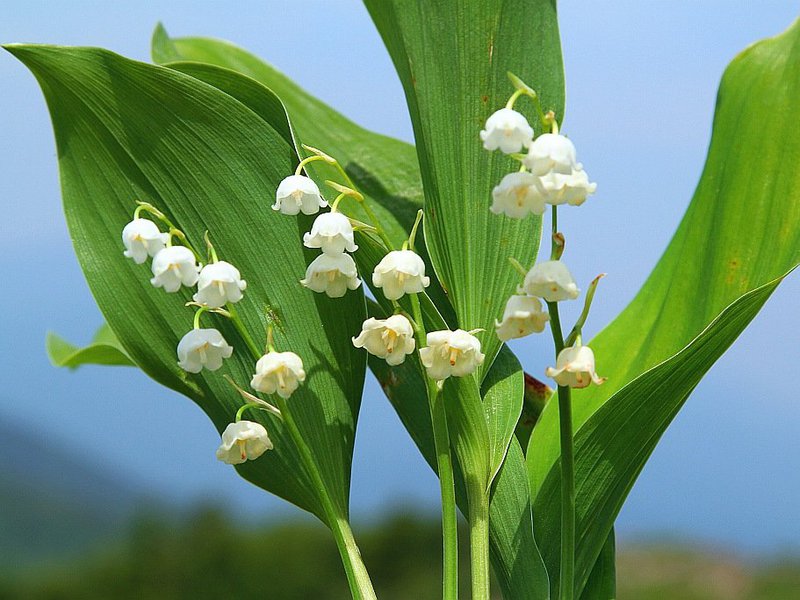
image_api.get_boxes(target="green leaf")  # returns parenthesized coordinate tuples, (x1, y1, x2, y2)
(528, 20, 800, 596)
(580, 532, 615, 600)
(151, 24, 456, 326)
(46, 323, 134, 369)
(7, 44, 366, 521)
(363, 0, 563, 375)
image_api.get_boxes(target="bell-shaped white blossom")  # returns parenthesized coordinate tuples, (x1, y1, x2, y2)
(273, 175, 328, 216)
(545, 344, 605, 388)
(523, 133, 578, 175)
(490, 172, 546, 218)
(537, 169, 597, 207)
(121, 218, 169, 264)
(301, 253, 361, 298)
(177, 328, 233, 373)
(372, 250, 430, 301)
(215, 420, 273, 465)
(495, 295, 550, 341)
(352, 315, 415, 366)
(150, 246, 200, 292)
(250, 351, 306, 399)
(193, 261, 247, 308)
(480, 108, 534, 154)
(303, 211, 358, 255)
(521, 260, 579, 302)
(420, 329, 485, 380)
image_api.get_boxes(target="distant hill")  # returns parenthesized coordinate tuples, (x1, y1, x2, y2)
(0, 417, 149, 570)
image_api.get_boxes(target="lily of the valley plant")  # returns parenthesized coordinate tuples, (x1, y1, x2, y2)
(11, 3, 800, 599)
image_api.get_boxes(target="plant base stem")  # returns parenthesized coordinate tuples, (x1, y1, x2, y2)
(557, 384, 575, 600)
(468, 487, 491, 600)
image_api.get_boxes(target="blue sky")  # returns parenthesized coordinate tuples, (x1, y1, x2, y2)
(1, 1, 798, 554)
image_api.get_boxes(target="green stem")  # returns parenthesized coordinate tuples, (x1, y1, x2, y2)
(409, 293, 459, 600)
(547, 299, 575, 600)
(238, 331, 375, 599)
(274, 393, 377, 600)
(467, 484, 491, 600)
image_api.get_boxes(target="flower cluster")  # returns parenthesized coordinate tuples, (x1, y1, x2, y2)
(121, 202, 310, 467)
(482, 76, 605, 389)
(482, 105, 596, 220)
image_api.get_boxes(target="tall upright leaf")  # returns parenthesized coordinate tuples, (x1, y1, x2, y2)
(6, 44, 366, 521)
(528, 20, 800, 596)
(363, 0, 563, 373)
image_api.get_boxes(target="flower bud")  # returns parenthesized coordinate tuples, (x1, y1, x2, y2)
(215, 420, 273, 465)
(480, 108, 534, 154)
(250, 351, 306, 399)
(193, 261, 247, 308)
(300, 253, 361, 298)
(273, 175, 328, 216)
(419, 329, 485, 380)
(372, 250, 430, 301)
(177, 328, 233, 373)
(545, 344, 605, 388)
(303, 211, 358, 255)
(352, 315, 415, 366)
(523, 133, 577, 175)
(490, 172, 546, 218)
(495, 295, 550, 341)
(521, 260, 579, 302)
(150, 246, 200, 292)
(122, 218, 169, 264)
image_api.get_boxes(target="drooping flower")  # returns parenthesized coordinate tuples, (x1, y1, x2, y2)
(215, 420, 273, 465)
(303, 211, 358, 255)
(480, 108, 534, 154)
(177, 328, 233, 373)
(250, 351, 306, 399)
(273, 175, 328, 216)
(521, 260, 579, 302)
(193, 261, 247, 308)
(419, 329, 485, 380)
(352, 315, 415, 366)
(150, 246, 200, 292)
(537, 169, 597, 207)
(121, 218, 169, 264)
(372, 250, 430, 301)
(300, 253, 361, 298)
(545, 344, 605, 388)
(522, 133, 597, 206)
(523, 133, 578, 175)
(490, 172, 546, 218)
(495, 295, 550, 341)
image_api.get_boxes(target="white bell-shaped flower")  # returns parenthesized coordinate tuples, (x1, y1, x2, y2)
(372, 250, 430, 301)
(150, 246, 200, 292)
(521, 260, 579, 302)
(537, 168, 597, 207)
(215, 420, 273, 465)
(480, 108, 534, 154)
(122, 218, 169, 264)
(495, 295, 550, 341)
(273, 175, 328, 216)
(177, 328, 233, 373)
(545, 344, 605, 388)
(301, 253, 362, 298)
(420, 329, 485, 380)
(193, 261, 247, 308)
(303, 211, 358, 255)
(490, 172, 546, 218)
(250, 350, 306, 399)
(523, 133, 578, 175)
(352, 315, 416, 366)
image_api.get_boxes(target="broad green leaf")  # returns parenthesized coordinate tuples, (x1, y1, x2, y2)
(151, 24, 455, 325)
(528, 20, 800, 596)
(579, 532, 615, 600)
(46, 323, 134, 369)
(7, 44, 366, 522)
(363, 0, 563, 375)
